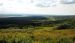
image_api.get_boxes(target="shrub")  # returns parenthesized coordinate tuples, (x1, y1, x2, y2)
(56, 24, 74, 30)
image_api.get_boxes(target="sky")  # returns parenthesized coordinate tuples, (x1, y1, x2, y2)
(0, 0, 75, 16)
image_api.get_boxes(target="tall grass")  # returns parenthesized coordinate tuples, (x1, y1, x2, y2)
(0, 28, 75, 43)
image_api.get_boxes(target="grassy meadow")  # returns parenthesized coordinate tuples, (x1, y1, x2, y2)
(0, 27, 75, 43)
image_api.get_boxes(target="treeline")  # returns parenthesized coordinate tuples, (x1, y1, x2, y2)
(0, 20, 63, 29)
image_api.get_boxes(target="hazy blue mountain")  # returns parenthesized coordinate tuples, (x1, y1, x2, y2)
(0, 14, 25, 18)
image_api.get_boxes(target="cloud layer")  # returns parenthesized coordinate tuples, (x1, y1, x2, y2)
(61, 0, 75, 4)
(0, 0, 75, 8)
(0, 0, 75, 15)
(32, 0, 59, 7)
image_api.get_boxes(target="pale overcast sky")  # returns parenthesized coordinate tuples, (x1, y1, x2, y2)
(0, 0, 75, 15)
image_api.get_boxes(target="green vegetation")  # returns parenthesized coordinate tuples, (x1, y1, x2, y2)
(0, 29, 75, 43)
(0, 15, 75, 43)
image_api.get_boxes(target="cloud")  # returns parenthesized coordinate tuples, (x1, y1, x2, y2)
(34, 2, 56, 7)
(0, 3, 2, 6)
(32, 0, 58, 7)
(0, 0, 59, 8)
(61, 0, 75, 4)
(0, 2, 3, 6)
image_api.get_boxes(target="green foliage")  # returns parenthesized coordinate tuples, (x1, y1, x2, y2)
(0, 29, 75, 43)
(58, 38, 75, 43)
(55, 23, 75, 30)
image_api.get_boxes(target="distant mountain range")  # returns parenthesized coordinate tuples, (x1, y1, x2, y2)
(0, 14, 75, 18)
(0, 14, 26, 18)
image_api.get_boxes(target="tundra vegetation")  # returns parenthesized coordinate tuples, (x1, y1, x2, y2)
(0, 15, 75, 43)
